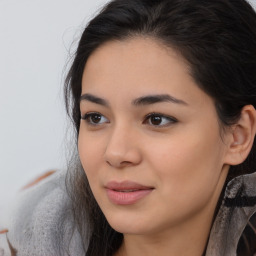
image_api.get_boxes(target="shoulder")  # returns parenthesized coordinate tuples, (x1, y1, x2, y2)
(0, 170, 85, 256)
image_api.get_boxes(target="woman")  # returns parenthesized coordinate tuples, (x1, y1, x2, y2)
(1, 0, 256, 255)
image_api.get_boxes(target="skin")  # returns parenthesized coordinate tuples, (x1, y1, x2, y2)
(78, 37, 232, 256)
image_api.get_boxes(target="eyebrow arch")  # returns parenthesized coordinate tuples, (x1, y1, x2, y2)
(132, 94, 188, 106)
(80, 93, 188, 107)
(80, 93, 110, 107)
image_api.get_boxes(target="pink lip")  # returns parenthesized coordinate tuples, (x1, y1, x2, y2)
(105, 181, 154, 205)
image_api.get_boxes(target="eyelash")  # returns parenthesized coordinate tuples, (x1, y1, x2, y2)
(81, 112, 109, 126)
(143, 113, 178, 127)
(81, 112, 178, 127)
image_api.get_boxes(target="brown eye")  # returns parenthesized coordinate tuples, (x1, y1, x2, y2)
(150, 116, 162, 125)
(81, 112, 109, 125)
(90, 114, 102, 123)
(144, 113, 177, 127)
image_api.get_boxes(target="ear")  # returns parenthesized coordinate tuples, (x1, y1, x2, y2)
(224, 105, 256, 165)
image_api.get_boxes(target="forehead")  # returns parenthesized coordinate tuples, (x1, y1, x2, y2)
(81, 37, 213, 109)
(83, 37, 188, 84)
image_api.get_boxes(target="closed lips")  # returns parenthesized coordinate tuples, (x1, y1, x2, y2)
(105, 181, 154, 205)
(105, 181, 154, 191)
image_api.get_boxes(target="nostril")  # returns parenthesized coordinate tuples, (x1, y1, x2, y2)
(104, 139, 142, 167)
(106, 159, 133, 168)
(121, 161, 133, 166)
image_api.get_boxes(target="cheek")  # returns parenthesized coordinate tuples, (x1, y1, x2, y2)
(147, 127, 225, 201)
(78, 129, 105, 177)
(78, 130, 107, 207)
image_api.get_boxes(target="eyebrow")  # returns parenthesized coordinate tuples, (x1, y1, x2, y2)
(80, 93, 188, 107)
(132, 94, 188, 106)
(80, 93, 110, 107)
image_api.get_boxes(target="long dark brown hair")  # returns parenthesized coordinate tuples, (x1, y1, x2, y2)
(64, 0, 256, 255)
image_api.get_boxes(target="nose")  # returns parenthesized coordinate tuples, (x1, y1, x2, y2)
(104, 125, 142, 168)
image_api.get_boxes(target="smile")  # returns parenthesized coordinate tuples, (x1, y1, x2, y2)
(105, 181, 154, 205)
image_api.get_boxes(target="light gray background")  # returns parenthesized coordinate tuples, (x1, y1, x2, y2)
(0, 0, 256, 208)
(0, 0, 109, 208)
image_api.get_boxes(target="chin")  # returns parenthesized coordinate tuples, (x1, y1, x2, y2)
(105, 212, 150, 234)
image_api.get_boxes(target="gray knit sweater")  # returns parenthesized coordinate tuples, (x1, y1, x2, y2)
(0, 170, 256, 256)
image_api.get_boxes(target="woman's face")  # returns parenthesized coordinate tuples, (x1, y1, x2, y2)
(78, 38, 230, 235)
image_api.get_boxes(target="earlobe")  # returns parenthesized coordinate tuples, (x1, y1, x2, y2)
(224, 105, 256, 166)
